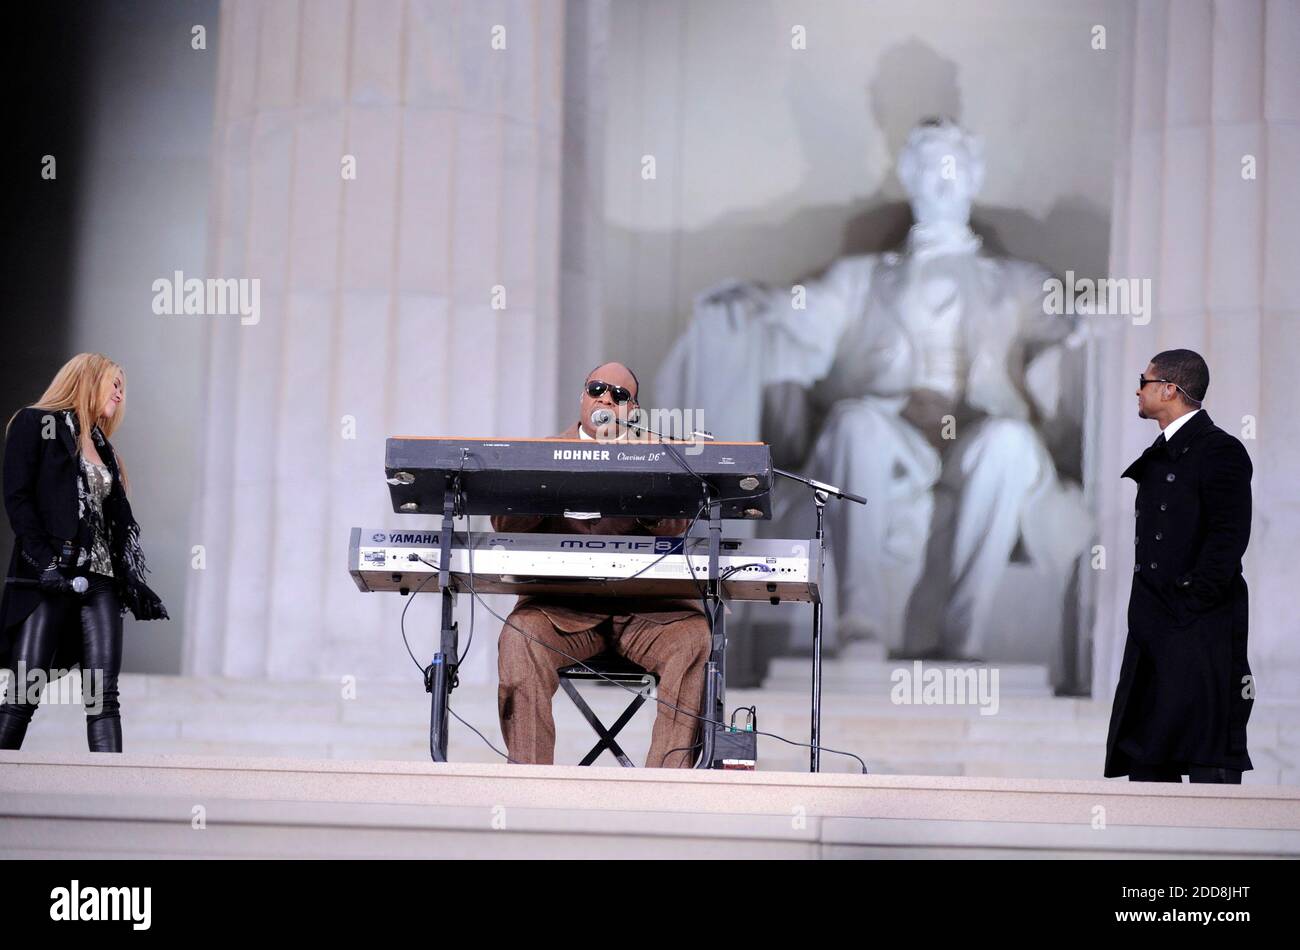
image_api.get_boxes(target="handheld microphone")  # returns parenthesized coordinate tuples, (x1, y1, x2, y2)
(5, 576, 89, 593)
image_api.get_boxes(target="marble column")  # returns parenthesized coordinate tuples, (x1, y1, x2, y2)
(1092, 0, 1300, 705)
(184, 0, 607, 683)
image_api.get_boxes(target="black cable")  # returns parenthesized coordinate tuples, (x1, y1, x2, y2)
(619, 416, 719, 612)
(679, 499, 712, 607)
(447, 703, 518, 764)
(397, 445, 865, 773)
(631, 440, 863, 770)
(607, 488, 771, 601)
(422, 553, 868, 773)
(662, 742, 702, 769)
(395, 518, 502, 761)
(718, 562, 770, 580)
(432, 494, 716, 692)
(398, 565, 441, 672)
(390, 477, 698, 760)
(486, 489, 763, 602)
(625, 414, 712, 492)
(453, 500, 706, 766)
(623, 428, 774, 639)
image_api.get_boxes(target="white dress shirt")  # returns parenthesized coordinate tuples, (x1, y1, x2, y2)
(1160, 407, 1200, 442)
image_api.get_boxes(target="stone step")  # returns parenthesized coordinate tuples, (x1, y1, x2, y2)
(9, 673, 1296, 781)
(21, 675, 1296, 730)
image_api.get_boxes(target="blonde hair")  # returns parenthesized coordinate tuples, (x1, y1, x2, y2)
(7, 353, 129, 488)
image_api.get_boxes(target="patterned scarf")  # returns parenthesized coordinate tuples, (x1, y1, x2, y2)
(62, 410, 168, 621)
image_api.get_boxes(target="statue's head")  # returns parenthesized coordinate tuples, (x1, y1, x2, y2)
(896, 118, 985, 227)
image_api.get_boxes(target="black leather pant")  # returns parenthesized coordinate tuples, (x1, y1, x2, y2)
(0, 575, 123, 752)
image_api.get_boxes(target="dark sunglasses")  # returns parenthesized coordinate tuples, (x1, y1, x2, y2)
(586, 380, 634, 404)
(1138, 374, 1173, 388)
(1139, 375, 1201, 403)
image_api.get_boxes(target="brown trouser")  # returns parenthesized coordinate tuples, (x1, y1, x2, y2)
(497, 606, 710, 768)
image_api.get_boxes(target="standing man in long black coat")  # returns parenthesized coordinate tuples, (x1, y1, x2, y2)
(1105, 349, 1253, 783)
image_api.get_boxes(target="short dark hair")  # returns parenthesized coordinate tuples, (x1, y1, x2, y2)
(1150, 349, 1209, 406)
(586, 362, 639, 400)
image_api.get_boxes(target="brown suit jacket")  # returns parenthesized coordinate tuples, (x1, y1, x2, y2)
(490, 422, 704, 632)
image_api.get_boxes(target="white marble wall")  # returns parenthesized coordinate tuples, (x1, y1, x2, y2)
(185, 0, 605, 683)
(1092, 0, 1300, 700)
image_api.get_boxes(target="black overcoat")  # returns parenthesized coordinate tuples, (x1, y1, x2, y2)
(1, 406, 166, 673)
(1104, 410, 1253, 776)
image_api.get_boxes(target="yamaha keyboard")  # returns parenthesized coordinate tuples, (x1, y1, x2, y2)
(348, 527, 821, 603)
(384, 437, 773, 520)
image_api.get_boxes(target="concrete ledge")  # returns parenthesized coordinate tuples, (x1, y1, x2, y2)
(2, 753, 1298, 858)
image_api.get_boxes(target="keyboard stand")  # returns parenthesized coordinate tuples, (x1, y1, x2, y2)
(696, 487, 727, 769)
(426, 474, 461, 762)
(420, 475, 745, 768)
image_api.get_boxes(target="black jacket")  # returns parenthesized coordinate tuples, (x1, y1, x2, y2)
(1, 406, 167, 670)
(1104, 410, 1253, 776)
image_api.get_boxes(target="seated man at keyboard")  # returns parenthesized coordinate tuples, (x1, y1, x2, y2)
(491, 361, 711, 768)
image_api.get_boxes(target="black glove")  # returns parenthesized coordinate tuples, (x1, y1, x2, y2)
(121, 581, 168, 621)
(38, 565, 74, 595)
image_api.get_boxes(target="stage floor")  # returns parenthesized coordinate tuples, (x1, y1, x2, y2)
(2, 752, 1298, 858)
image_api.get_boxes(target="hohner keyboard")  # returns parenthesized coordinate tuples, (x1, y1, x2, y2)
(348, 527, 820, 603)
(385, 437, 773, 520)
